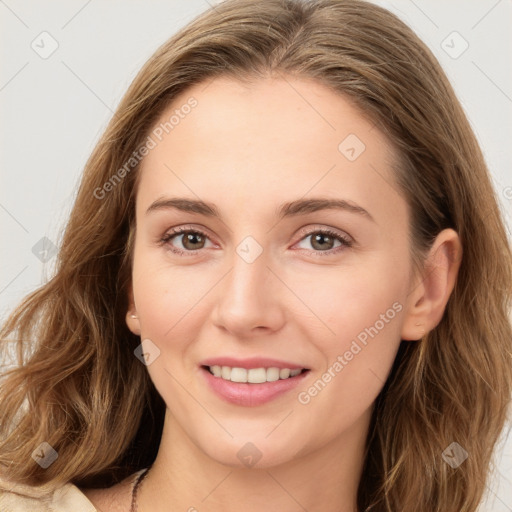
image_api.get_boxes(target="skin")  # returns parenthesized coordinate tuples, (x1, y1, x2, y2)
(83, 75, 461, 511)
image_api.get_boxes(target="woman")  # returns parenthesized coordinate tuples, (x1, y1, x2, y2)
(1, 0, 510, 511)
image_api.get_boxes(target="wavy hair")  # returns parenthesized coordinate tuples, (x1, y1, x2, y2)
(1, 0, 511, 510)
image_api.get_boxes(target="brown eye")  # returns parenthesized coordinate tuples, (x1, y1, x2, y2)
(310, 232, 336, 251)
(180, 231, 206, 250)
(161, 228, 214, 255)
(295, 228, 353, 256)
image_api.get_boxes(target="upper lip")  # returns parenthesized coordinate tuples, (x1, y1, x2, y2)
(200, 357, 308, 370)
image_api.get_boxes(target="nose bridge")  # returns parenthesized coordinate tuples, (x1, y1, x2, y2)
(213, 236, 285, 333)
(224, 241, 272, 310)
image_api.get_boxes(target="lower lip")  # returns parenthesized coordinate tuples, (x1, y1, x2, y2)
(200, 367, 310, 407)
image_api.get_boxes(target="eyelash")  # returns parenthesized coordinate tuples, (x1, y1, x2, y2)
(159, 225, 353, 257)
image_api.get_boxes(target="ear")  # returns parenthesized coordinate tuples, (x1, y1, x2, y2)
(125, 284, 141, 336)
(401, 228, 462, 341)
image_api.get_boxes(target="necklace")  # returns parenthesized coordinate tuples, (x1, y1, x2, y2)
(130, 467, 151, 512)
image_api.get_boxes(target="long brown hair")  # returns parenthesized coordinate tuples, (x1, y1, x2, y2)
(1, 1, 511, 510)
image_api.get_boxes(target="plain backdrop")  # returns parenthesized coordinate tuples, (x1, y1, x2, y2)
(1, 0, 511, 510)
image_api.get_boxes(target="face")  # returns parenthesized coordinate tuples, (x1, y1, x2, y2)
(126, 75, 416, 468)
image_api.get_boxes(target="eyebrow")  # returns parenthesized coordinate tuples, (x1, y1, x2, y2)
(145, 197, 375, 223)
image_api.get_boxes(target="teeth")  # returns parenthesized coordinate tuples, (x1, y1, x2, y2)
(208, 365, 305, 383)
(248, 367, 266, 384)
(211, 365, 222, 377)
(230, 367, 247, 383)
(266, 367, 280, 382)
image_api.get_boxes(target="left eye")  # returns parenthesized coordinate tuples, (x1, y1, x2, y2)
(295, 229, 352, 253)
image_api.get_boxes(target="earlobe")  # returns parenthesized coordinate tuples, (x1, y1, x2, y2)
(125, 286, 141, 336)
(126, 310, 141, 336)
(401, 228, 462, 341)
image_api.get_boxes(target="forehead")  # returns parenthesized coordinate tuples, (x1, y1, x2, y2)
(146, 74, 390, 160)
(136, 75, 404, 223)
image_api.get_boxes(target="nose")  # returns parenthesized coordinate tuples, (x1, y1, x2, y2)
(211, 247, 286, 338)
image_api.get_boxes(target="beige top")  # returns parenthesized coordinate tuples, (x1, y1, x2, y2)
(0, 469, 146, 511)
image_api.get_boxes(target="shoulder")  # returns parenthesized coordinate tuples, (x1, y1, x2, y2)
(0, 470, 145, 512)
(0, 474, 97, 511)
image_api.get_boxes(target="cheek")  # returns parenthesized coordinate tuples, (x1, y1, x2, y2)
(130, 249, 224, 395)
(293, 255, 406, 403)
(131, 257, 205, 407)
(293, 255, 406, 344)
(131, 243, 204, 335)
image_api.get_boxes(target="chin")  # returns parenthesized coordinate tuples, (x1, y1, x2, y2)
(194, 427, 309, 470)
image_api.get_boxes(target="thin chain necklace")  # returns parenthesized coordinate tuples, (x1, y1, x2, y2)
(130, 466, 151, 512)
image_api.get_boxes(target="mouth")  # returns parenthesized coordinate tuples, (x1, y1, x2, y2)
(202, 365, 308, 383)
(198, 359, 311, 406)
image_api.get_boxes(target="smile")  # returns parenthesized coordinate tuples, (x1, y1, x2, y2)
(207, 365, 305, 383)
(199, 358, 311, 406)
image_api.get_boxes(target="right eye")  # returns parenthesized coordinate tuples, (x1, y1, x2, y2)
(160, 227, 215, 255)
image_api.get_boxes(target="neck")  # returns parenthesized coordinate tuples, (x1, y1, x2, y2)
(138, 408, 370, 512)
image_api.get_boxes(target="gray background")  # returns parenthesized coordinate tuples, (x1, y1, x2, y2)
(1, 0, 511, 509)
